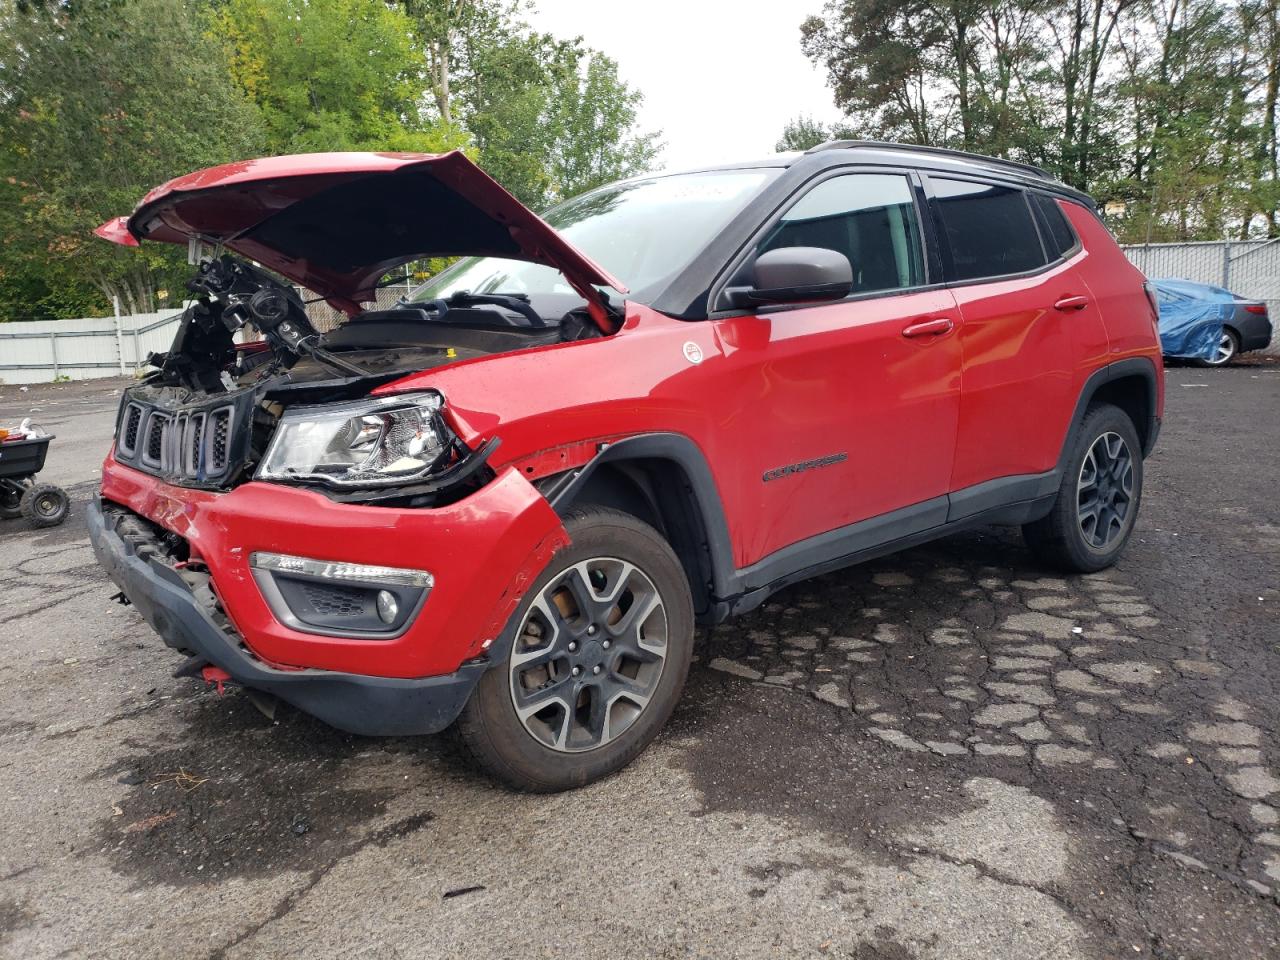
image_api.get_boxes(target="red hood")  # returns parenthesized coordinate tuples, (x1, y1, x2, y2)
(95, 151, 627, 315)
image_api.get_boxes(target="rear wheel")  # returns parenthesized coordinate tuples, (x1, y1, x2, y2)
(457, 506, 694, 792)
(20, 483, 70, 528)
(1200, 328, 1239, 367)
(1023, 403, 1142, 573)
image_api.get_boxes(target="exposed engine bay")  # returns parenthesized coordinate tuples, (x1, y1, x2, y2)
(149, 254, 600, 394)
(113, 254, 603, 502)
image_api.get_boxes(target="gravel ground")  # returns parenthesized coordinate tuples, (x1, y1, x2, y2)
(1, 362, 1278, 959)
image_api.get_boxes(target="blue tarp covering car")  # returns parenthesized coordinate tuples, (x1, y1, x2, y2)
(1151, 278, 1232, 361)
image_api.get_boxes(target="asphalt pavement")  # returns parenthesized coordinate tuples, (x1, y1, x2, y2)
(1, 361, 1278, 959)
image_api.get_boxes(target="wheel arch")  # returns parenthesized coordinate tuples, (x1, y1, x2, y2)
(1061, 358, 1161, 465)
(546, 434, 737, 621)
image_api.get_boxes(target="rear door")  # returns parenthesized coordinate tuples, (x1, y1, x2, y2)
(924, 176, 1094, 510)
(707, 170, 963, 567)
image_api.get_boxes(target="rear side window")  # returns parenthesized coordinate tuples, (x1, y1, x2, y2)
(1030, 193, 1079, 259)
(931, 178, 1046, 281)
(758, 173, 925, 294)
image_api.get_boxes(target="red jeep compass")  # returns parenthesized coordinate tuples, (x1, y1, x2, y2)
(89, 142, 1163, 791)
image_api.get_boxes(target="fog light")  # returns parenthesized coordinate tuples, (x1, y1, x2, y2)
(248, 551, 431, 638)
(376, 590, 398, 625)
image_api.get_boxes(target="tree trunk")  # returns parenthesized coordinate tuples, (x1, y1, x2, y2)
(953, 11, 972, 149)
(430, 40, 452, 125)
(1264, 0, 1280, 235)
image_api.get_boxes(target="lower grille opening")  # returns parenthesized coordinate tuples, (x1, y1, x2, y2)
(300, 582, 367, 618)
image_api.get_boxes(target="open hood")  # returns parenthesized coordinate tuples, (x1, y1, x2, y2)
(95, 151, 627, 317)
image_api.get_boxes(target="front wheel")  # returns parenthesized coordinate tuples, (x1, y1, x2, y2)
(1023, 403, 1143, 573)
(457, 506, 695, 792)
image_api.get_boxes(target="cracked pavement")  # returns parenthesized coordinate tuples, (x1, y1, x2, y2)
(1, 362, 1278, 959)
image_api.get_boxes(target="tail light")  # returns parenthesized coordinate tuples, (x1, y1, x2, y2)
(1245, 303, 1267, 315)
(1142, 281, 1161, 333)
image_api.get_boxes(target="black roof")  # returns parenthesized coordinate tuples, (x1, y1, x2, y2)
(806, 140, 1051, 180)
(799, 139, 1089, 205)
(645, 140, 1088, 206)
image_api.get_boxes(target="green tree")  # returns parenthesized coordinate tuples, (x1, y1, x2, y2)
(775, 114, 859, 151)
(400, 0, 660, 206)
(796, 0, 1280, 240)
(0, 0, 265, 319)
(545, 51, 661, 200)
(211, 0, 463, 153)
(800, 1, 947, 144)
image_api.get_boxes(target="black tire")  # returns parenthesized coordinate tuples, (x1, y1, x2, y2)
(1022, 403, 1143, 573)
(20, 483, 70, 528)
(457, 506, 695, 792)
(0, 481, 25, 520)
(1198, 327, 1240, 367)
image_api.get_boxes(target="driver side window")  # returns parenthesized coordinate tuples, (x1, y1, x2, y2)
(759, 173, 925, 295)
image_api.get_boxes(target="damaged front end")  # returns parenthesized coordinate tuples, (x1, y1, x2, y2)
(115, 248, 494, 504)
(99, 149, 628, 506)
(113, 259, 503, 507)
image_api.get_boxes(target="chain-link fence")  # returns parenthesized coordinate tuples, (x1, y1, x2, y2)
(303, 287, 411, 333)
(1120, 240, 1280, 354)
(300, 267, 419, 333)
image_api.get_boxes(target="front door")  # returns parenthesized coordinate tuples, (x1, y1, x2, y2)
(706, 170, 963, 568)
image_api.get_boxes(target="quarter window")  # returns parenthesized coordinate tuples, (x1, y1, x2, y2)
(931, 178, 1046, 281)
(758, 174, 925, 294)
(1031, 193, 1079, 260)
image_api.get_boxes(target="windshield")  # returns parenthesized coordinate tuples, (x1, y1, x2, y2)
(408, 169, 777, 309)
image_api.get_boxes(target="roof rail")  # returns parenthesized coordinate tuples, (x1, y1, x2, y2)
(806, 140, 1053, 181)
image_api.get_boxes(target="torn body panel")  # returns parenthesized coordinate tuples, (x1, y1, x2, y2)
(99, 456, 568, 678)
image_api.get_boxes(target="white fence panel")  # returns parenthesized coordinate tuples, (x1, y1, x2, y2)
(0, 309, 184, 385)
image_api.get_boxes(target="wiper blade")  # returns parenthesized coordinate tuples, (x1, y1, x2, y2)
(447, 291, 546, 328)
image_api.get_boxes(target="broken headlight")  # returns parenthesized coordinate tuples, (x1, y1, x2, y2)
(256, 392, 454, 488)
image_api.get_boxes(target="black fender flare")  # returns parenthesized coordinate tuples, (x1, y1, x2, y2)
(547, 433, 738, 607)
(1056, 356, 1162, 468)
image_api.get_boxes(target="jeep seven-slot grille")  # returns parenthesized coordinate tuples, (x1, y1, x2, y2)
(143, 412, 169, 466)
(209, 409, 231, 473)
(182, 413, 205, 476)
(115, 400, 236, 484)
(120, 404, 143, 455)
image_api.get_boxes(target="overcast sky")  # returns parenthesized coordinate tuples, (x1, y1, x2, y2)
(525, 0, 845, 174)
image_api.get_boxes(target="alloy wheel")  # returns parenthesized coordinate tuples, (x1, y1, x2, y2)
(1208, 331, 1237, 365)
(1077, 432, 1134, 550)
(508, 557, 667, 753)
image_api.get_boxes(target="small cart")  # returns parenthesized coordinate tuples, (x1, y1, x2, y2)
(0, 430, 70, 528)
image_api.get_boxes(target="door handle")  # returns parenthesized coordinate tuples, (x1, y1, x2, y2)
(901, 317, 955, 338)
(1054, 295, 1089, 311)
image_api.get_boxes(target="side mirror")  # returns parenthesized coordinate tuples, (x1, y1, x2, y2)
(728, 246, 853, 308)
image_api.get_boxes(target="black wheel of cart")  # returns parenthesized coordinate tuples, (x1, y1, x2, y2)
(0, 479, 31, 520)
(20, 483, 70, 528)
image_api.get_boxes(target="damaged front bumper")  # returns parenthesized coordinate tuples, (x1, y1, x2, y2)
(87, 498, 485, 735)
(88, 455, 570, 736)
